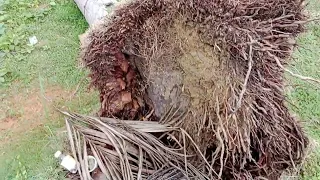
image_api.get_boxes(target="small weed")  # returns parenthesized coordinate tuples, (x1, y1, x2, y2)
(0, 0, 51, 53)
(1, 0, 88, 87)
(0, 0, 57, 86)
(0, 67, 8, 83)
(13, 155, 29, 180)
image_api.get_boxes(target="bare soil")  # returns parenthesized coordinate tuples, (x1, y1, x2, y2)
(0, 86, 71, 145)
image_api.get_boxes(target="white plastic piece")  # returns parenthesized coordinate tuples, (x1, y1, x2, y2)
(28, 36, 38, 45)
(88, 155, 98, 172)
(61, 155, 77, 173)
(54, 151, 62, 158)
(54, 151, 77, 173)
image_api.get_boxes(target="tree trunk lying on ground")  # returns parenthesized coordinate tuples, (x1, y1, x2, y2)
(74, 0, 313, 179)
(73, 0, 115, 25)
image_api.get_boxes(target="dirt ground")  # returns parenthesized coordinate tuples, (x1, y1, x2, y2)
(0, 86, 71, 145)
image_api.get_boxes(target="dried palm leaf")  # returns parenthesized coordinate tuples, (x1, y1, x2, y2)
(61, 111, 214, 180)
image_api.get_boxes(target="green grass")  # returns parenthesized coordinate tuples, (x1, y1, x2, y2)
(0, 0, 319, 179)
(288, 3, 320, 139)
(1, 0, 88, 88)
(0, 121, 66, 180)
(0, 0, 99, 179)
(0, 93, 99, 180)
(286, 0, 320, 179)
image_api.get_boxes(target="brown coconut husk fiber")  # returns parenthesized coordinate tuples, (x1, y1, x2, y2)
(80, 0, 311, 179)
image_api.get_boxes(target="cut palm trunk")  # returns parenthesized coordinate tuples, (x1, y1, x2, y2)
(73, 0, 116, 26)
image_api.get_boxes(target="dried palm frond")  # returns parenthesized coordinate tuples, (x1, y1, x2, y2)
(61, 111, 213, 180)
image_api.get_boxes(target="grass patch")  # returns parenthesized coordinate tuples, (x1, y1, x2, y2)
(0, 120, 66, 180)
(286, 0, 320, 179)
(0, 90, 99, 179)
(0, 0, 99, 179)
(1, 0, 88, 88)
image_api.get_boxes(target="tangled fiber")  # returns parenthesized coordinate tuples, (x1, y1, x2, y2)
(81, 0, 310, 179)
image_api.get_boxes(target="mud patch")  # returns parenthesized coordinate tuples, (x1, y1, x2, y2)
(0, 118, 18, 131)
(0, 86, 71, 145)
(173, 22, 231, 108)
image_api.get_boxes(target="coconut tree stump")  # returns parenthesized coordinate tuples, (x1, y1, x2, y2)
(77, 0, 309, 179)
